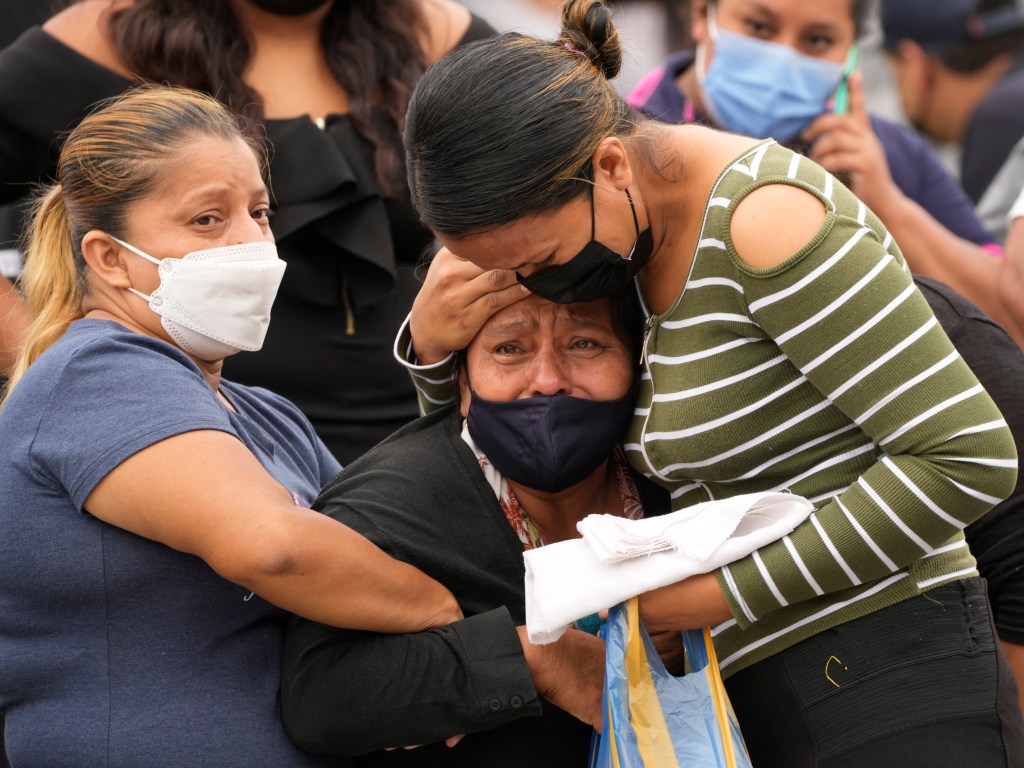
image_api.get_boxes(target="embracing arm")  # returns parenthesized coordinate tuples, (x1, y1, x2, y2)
(998, 202, 1024, 344)
(707, 183, 1017, 628)
(397, 247, 528, 413)
(83, 429, 461, 632)
(282, 606, 541, 755)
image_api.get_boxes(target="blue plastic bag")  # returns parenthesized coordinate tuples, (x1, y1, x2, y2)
(590, 597, 753, 768)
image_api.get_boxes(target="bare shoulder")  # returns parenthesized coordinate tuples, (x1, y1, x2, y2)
(417, 0, 472, 64)
(730, 183, 827, 270)
(42, 0, 134, 78)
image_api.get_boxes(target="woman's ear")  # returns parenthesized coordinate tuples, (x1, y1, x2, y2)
(80, 231, 133, 289)
(591, 137, 634, 193)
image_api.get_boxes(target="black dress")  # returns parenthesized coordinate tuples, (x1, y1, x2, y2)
(0, 15, 494, 465)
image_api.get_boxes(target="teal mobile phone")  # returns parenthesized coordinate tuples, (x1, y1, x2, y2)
(832, 44, 860, 115)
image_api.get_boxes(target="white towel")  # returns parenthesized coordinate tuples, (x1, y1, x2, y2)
(523, 491, 814, 644)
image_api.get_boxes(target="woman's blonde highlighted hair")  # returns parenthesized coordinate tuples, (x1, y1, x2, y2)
(3, 84, 263, 404)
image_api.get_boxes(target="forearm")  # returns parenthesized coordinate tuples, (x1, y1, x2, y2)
(0, 274, 26, 374)
(282, 608, 539, 755)
(220, 505, 462, 632)
(878, 193, 1013, 334)
(999, 216, 1024, 345)
(637, 572, 733, 633)
(729, 214, 1017, 626)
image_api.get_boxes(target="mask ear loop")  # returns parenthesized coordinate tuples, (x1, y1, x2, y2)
(589, 183, 598, 240)
(625, 189, 640, 238)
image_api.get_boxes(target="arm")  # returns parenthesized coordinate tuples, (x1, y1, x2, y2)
(281, 455, 603, 755)
(282, 607, 541, 755)
(998, 198, 1024, 343)
(84, 429, 460, 632)
(804, 73, 1018, 338)
(32, 333, 459, 632)
(397, 247, 527, 413)
(282, 605, 604, 755)
(689, 183, 1015, 629)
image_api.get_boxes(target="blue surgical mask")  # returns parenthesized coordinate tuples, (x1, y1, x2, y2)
(696, 6, 849, 142)
(467, 388, 636, 494)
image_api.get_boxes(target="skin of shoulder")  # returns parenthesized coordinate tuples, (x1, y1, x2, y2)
(417, 0, 472, 63)
(730, 183, 828, 269)
(42, 0, 134, 77)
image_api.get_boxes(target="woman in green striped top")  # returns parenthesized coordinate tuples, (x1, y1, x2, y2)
(397, 0, 1024, 763)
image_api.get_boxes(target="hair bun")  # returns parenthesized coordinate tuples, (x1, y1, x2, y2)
(558, 0, 622, 80)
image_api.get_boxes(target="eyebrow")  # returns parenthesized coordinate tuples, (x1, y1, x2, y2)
(478, 318, 537, 336)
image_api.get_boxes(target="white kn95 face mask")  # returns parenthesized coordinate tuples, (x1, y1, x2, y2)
(111, 235, 287, 362)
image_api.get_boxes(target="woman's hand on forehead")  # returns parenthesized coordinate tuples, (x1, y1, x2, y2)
(409, 247, 530, 365)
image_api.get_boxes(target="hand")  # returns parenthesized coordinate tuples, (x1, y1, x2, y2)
(802, 71, 903, 219)
(518, 627, 605, 732)
(649, 629, 686, 676)
(409, 247, 529, 364)
(385, 734, 465, 751)
(638, 572, 732, 634)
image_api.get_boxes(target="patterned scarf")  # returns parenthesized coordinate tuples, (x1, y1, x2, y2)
(461, 423, 644, 633)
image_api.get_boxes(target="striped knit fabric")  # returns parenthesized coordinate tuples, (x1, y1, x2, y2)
(395, 140, 1017, 678)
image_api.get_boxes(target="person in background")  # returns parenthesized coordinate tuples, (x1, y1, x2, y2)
(625, 0, 1024, 334)
(881, 0, 1024, 208)
(282, 292, 668, 765)
(0, 0, 494, 464)
(397, 0, 1023, 762)
(0, 85, 460, 768)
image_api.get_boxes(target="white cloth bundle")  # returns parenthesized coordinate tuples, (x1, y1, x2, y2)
(523, 491, 814, 644)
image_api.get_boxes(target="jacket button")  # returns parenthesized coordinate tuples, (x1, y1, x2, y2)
(510, 695, 523, 709)
(489, 698, 502, 711)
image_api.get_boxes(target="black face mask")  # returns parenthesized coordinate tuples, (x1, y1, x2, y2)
(467, 388, 637, 494)
(519, 188, 653, 304)
(248, 0, 332, 15)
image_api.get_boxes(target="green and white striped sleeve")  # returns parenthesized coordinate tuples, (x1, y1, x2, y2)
(393, 315, 458, 415)
(716, 186, 1018, 628)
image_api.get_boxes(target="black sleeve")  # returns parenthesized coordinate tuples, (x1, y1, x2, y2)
(279, 426, 544, 756)
(281, 604, 540, 756)
(916, 277, 1024, 643)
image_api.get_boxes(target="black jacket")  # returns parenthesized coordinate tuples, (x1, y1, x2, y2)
(281, 407, 669, 766)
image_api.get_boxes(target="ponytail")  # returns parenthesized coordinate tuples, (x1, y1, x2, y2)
(1, 85, 256, 408)
(2, 185, 85, 404)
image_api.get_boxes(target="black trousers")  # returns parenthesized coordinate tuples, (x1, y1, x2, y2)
(725, 578, 1024, 767)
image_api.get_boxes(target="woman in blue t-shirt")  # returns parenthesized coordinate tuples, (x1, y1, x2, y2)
(0, 85, 460, 767)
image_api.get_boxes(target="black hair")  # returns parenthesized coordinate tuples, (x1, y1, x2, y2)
(405, 0, 643, 238)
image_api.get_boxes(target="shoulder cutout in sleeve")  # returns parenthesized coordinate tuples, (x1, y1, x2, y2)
(419, 0, 472, 63)
(43, 0, 134, 78)
(730, 183, 828, 269)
